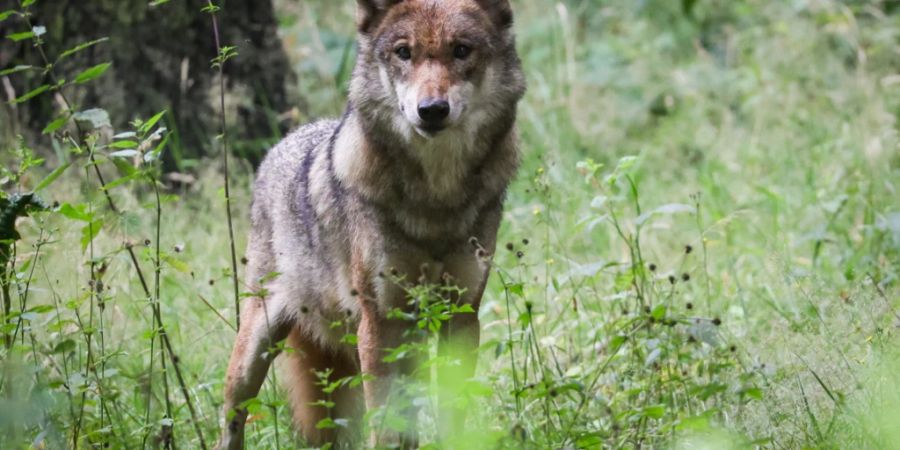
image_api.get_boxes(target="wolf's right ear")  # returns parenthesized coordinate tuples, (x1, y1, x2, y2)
(356, 0, 403, 34)
(474, 0, 514, 29)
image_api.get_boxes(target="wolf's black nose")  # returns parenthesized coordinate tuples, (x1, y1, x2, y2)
(417, 98, 450, 125)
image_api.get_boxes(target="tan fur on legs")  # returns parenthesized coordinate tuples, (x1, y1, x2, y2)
(356, 295, 420, 448)
(281, 329, 363, 448)
(218, 297, 290, 450)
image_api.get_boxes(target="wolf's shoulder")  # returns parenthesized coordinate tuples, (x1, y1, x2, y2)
(254, 119, 339, 189)
(259, 119, 340, 170)
(284, 119, 341, 152)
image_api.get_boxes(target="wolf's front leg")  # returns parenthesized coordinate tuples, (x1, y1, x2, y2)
(357, 295, 389, 408)
(437, 312, 480, 443)
(436, 253, 491, 446)
(217, 297, 290, 450)
(357, 294, 423, 449)
(357, 296, 399, 447)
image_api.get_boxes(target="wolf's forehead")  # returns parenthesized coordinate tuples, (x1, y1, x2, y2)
(405, 0, 482, 12)
(384, 0, 492, 40)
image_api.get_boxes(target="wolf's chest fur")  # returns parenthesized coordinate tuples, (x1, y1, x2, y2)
(328, 110, 516, 248)
(249, 107, 515, 350)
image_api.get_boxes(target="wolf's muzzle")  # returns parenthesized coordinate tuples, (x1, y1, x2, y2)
(417, 98, 450, 130)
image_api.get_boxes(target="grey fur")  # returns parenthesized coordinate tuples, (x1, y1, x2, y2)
(218, 0, 525, 447)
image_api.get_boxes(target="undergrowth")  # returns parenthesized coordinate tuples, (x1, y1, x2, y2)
(1, 0, 898, 449)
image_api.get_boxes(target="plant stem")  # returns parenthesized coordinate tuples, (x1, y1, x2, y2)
(208, 5, 242, 331)
(153, 179, 175, 449)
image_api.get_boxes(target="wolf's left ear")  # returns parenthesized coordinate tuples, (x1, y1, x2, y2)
(356, 0, 403, 33)
(474, 0, 514, 29)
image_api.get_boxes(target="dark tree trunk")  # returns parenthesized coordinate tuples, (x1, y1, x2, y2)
(0, 0, 297, 168)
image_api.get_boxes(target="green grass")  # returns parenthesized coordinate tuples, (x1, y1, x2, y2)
(2, 0, 899, 449)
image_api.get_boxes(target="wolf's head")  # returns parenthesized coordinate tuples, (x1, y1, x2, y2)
(351, 0, 525, 140)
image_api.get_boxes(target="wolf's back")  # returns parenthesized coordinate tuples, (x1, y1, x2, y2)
(252, 120, 339, 214)
(242, 119, 342, 316)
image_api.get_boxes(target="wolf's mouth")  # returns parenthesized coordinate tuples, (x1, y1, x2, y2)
(416, 124, 446, 137)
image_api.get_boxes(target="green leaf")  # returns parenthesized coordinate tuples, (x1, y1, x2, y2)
(22, 0, 36, 7)
(108, 140, 138, 149)
(517, 311, 531, 327)
(0, 65, 34, 76)
(651, 304, 667, 320)
(101, 173, 140, 191)
(381, 410, 409, 433)
(73, 62, 111, 84)
(0, 10, 17, 22)
(11, 84, 49, 104)
(576, 434, 603, 448)
(80, 219, 103, 251)
(616, 155, 638, 172)
(682, 0, 698, 15)
(27, 304, 54, 314)
(6, 31, 34, 42)
(211, 45, 239, 68)
(676, 410, 716, 431)
(309, 399, 335, 408)
(57, 37, 109, 61)
(111, 156, 137, 176)
(609, 335, 627, 352)
(507, 282, 524, 297)
(57, 203, 92, 222)
(315, 418, 337, 430)
(34, 162, 71, 192)
(42, 115, 69, 134)
(146, 132, 171, 162)
(742, 387, 764, 401)
(349, 373, 372, 388)
(642, 404, 666, 419)
(140, 110, 167, 134)
(162, 253, 190, 273)
(691, 382, 728, 400)
(52, 339, 77, 354)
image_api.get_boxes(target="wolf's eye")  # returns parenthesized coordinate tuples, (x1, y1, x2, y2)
(453, 44, 472, 59)
(395, 46, 412, 61)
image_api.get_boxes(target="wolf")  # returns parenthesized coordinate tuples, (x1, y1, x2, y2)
(217, 0, 525, 448)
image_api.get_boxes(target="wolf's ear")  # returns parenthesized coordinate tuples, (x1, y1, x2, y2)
(356, 0, 403, 34)
(474, 0, 514, 29)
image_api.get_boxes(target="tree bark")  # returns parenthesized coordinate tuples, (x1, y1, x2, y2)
(0, 0, 296, 168)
